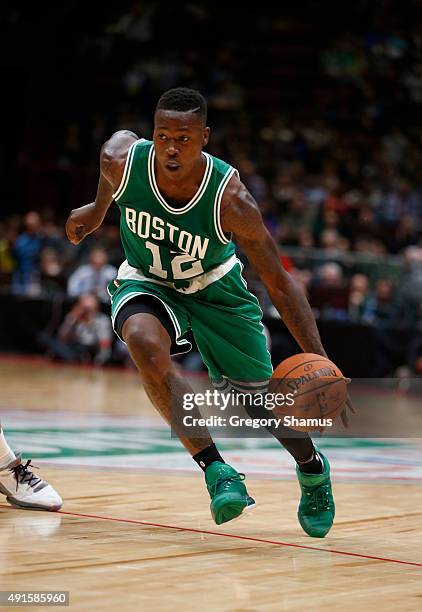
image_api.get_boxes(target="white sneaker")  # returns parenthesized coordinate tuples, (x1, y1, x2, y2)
(0, 455, 62, 511)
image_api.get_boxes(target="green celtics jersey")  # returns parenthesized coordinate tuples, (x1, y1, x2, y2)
(112, 139, 236, 286)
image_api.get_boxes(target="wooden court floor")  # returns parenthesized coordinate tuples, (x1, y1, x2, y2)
(0, 358, 421, 611)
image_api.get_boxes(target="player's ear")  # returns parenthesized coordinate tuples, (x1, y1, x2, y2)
(203, 127, 210, 146)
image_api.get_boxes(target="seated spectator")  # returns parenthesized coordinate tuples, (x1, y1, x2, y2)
(315, 262, 344, 287)
(11, 211, 44, 296)
(38, 248, 66, 298)
(0, 221, 15, 278)
(348, 273, 371, 322)
(361, 278, 397, 326)
(393, 245, 422, 327)
(297, 228, 315, 250)
(310, 263, 349, 320)
(407, 304, 422, 374)
(393, 215, 420, 253)
(67, 247, 117, 303)
(39, 294, 112, 365)
(319, 228, 343, 255)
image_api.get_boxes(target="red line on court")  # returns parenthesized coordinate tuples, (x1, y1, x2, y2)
(54, 509, 422, 568)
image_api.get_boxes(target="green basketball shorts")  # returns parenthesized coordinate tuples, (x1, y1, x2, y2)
(108, 261, 273, 383)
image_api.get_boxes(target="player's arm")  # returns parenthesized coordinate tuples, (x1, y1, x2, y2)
(65, 130, 138, 245)
(221, 175, 327, 357)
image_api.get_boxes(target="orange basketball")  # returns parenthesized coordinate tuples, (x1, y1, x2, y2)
(268, 353, 347, 432)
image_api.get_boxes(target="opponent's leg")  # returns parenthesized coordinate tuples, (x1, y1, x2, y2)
(0, 425, 15, 468)
(121, 311, 255, 524)
(0, 423, 62, 511)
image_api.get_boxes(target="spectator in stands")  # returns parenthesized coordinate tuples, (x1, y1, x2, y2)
(311, 263, 348, 321)
(315, 262, 344, 288)
(297, 228, 315, 250)
(407, 303, 422, 374)
(348, 273, 371, 322)
(40, 293, 112, 365)
(319, 229, 343, 255)
(0, 221, 16, 278)
(376, 179, 413, 248)
(393, 215, 421, 253)
(38, 248, 66, 298)
(11, 212, 45, 296)
(393, 246, 422, 328)
(361, 278, 397, 326)
(67, 247, 117, 303)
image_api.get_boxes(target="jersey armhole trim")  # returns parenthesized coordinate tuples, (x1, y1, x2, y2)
(214, 166, 236, 244)
(112, 138, 145, 201)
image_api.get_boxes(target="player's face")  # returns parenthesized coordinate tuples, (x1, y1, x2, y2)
(153, 110, 210, 179)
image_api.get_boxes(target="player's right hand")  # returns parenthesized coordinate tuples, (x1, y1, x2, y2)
(319, 377, 355, 433)
(65, 204, 97, 245)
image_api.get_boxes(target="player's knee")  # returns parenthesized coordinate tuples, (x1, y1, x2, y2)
(124, 323, 170, 374)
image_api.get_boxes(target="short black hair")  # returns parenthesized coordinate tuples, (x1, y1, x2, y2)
(156, 88, 207, 124)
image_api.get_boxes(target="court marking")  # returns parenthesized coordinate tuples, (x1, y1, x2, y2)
(18, 460, 422, 486)
(4, 419, 422, 482)
(11, 506, 417, 568)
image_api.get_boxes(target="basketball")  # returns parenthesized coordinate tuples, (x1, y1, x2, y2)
(268, 353, 348, 432)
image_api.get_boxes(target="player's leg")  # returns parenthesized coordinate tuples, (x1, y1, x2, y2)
(120, 309, 213, 455)
(111, 285, 255, 524)
(192, 264, 334, 536)
(0, 422, 62, 511)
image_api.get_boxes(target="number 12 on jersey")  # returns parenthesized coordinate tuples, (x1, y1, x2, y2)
(145, 241, 204, 280)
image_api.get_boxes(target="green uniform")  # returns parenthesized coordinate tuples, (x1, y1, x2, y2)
(108, 139, 272, 384)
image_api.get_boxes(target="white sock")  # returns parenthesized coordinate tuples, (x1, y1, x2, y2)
(0, 425, 16, 469)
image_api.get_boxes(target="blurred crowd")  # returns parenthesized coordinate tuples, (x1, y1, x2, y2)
(1, 205, 421, 375)
(1, 1, 422, 374)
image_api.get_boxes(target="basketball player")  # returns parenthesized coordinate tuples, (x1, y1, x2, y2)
(0, 423, 62, 510)
(66, 88, 353, 537)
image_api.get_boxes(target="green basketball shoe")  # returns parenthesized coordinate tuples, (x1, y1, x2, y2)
(205, 462, 256, 525)
(296, 451, 335, 538)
